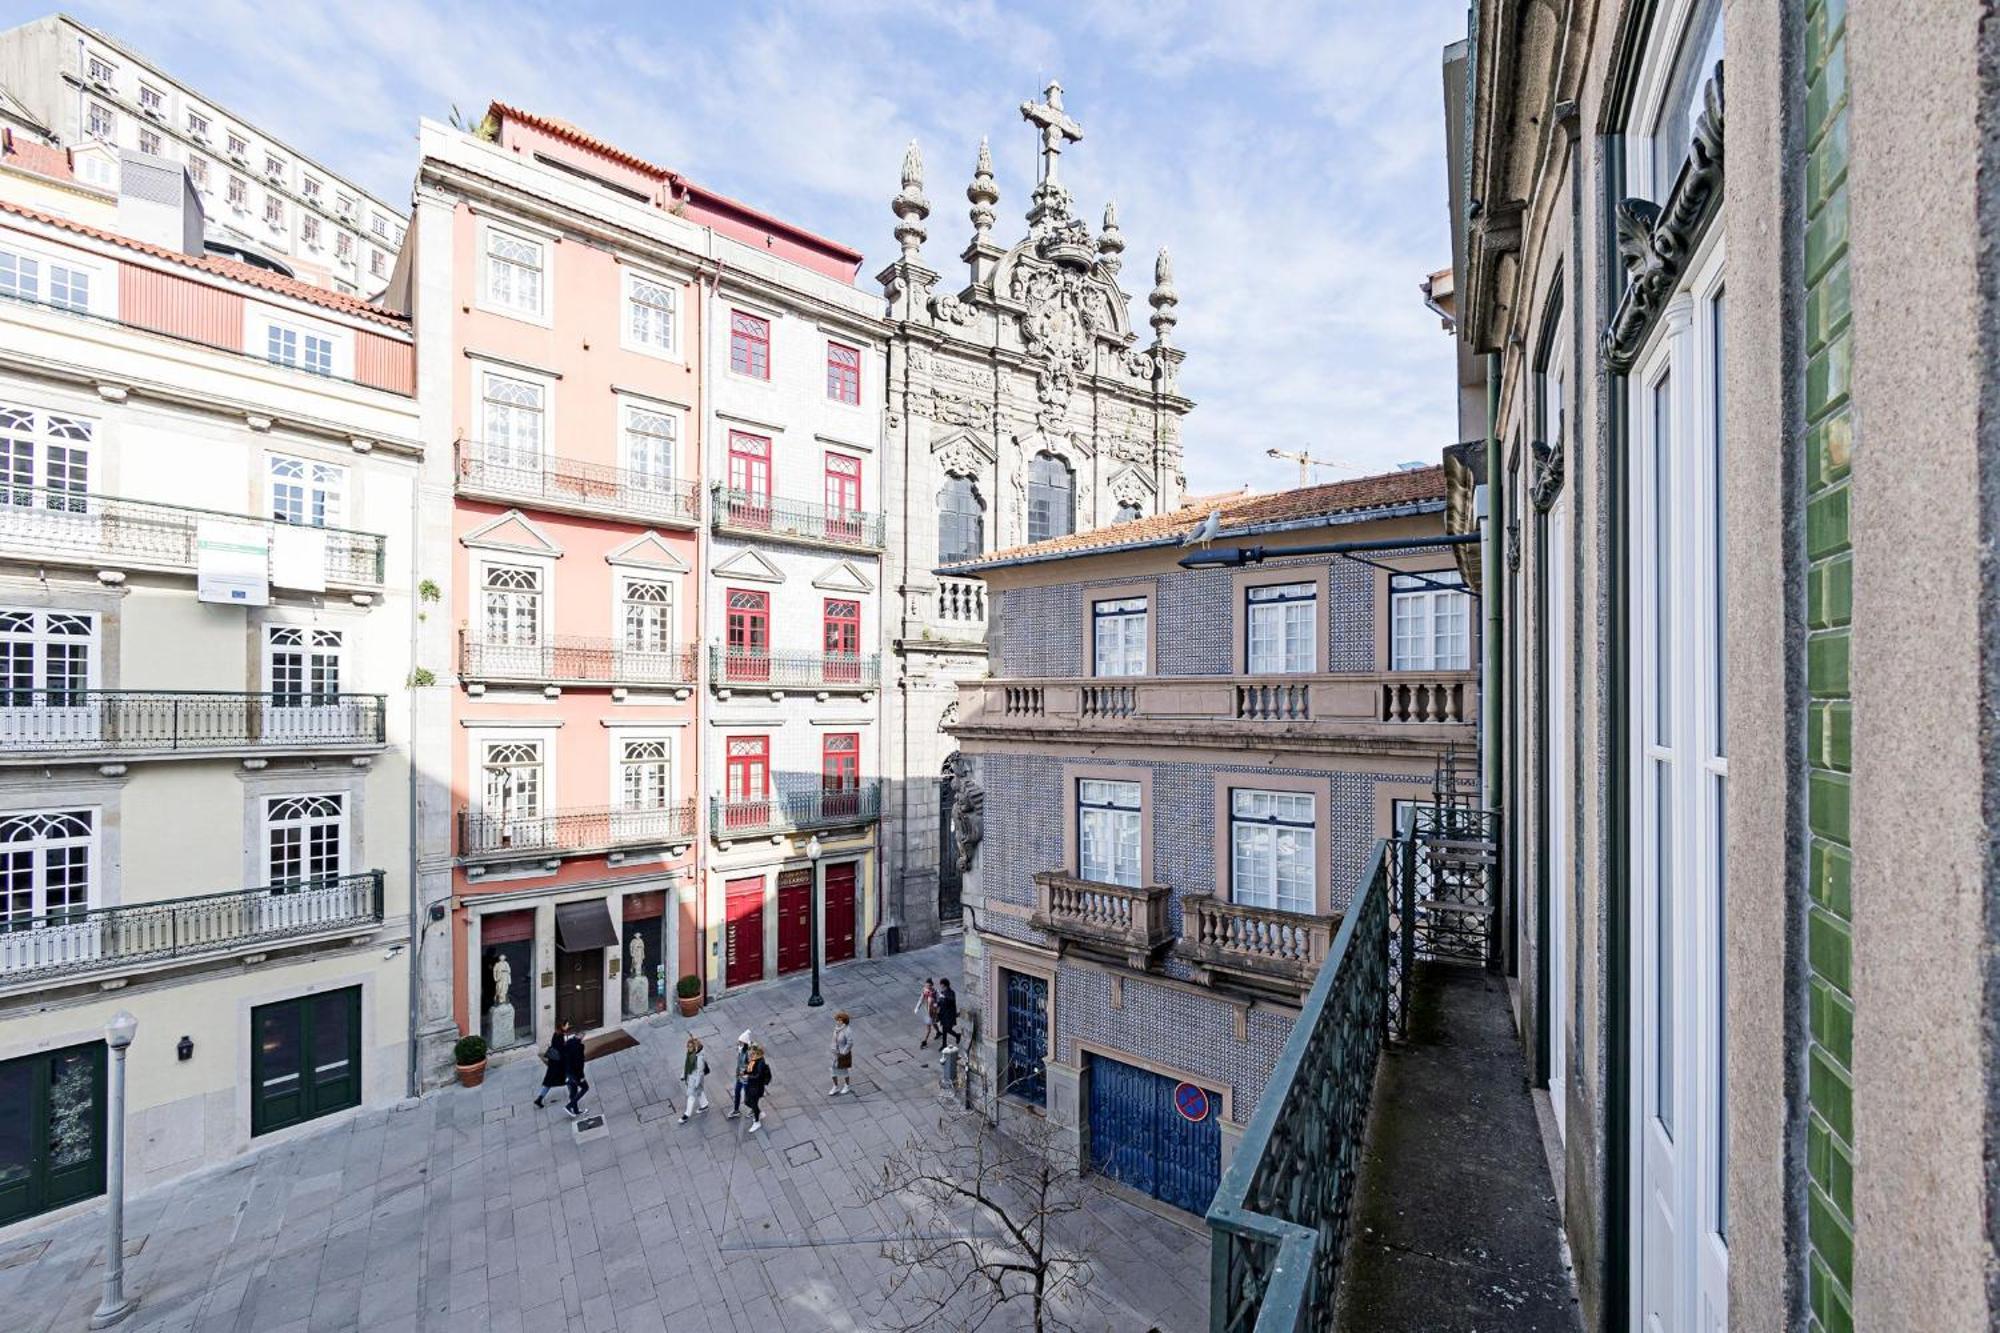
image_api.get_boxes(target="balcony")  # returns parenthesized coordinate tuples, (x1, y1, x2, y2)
(0, 871, 384, 994)
(453, 440, 701, 527)
(0, 486, 386, 591)
(1029, 871, 1174, 970)
(954, 671, 1477, 751)
(1177, 893, 1335, 995)
(709, 783, 882, 842)
(926, 576, 989, 643)
(712, 488, 885, 552)
(709, 645, 881, 697)
(0, 690, 385, 764)
(457, 799, 697, 873)
(459, 633, 697, 695)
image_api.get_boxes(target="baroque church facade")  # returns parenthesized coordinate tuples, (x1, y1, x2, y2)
(876, 84, 1194, 949)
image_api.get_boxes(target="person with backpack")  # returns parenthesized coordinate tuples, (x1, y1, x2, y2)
(532, 1022, 571, 1109)
(679, 1034, 710, 1124)
(741, 1043, 773, 1133)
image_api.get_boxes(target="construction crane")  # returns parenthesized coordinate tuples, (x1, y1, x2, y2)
(1265, 447, 1362, 488)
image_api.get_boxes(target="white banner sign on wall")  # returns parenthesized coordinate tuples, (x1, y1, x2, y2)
(270, 523, 329, 593)
(195, 519, 270, 606)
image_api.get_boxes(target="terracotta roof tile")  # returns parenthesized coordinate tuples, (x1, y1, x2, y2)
(0, 197, 409, 328)
(1, 129, 78, 186)
(952, 465, 1447, 569)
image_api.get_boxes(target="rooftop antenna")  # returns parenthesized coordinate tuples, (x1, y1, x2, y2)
(1265, 447, 1361, 488)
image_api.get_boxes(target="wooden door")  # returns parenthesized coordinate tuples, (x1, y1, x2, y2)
(724, 877, 765, 987)
(823, 861, 857, 963)
(555, 948, 603, 1032)
(776, 870, 811, 975)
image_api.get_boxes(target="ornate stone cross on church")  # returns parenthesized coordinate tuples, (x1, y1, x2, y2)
(1021, 80, 1083, 185)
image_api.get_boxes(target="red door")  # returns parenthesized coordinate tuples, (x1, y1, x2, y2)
(824, 453, 861, 543)
(728, 432, 772, 529)
(824, 862, 857, 964)
(776, 869, 812, 975)
(822, 599, 860, 683)
(725, 589, 770, 682)
(724, 877, 765, 987)
(724, 736, 770, 831)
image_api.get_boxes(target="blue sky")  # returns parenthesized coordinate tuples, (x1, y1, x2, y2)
(65, 0, 1468, 496)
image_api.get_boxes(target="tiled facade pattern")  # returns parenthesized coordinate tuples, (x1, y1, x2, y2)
(1802, 0, 1857, 1324)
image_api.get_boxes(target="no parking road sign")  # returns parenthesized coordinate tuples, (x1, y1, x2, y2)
(1173, 1081, 1210, 1123)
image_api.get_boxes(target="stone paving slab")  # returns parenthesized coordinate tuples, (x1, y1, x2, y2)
(4, 943, 1208, 1332)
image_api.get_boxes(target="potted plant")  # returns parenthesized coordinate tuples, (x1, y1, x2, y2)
(675, 974, 703, 1018)
(452, 1034, 489, 1088)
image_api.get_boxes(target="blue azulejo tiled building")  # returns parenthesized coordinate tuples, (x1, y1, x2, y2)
(942, 466, 1473, 1214)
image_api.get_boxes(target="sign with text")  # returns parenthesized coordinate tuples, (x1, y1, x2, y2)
(195, 519, 269, 606)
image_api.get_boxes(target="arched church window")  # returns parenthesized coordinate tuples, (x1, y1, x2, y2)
(1027, 453, 1074, 544)
(937, 476, 985, 564)
(1115, 501, 1144, 524)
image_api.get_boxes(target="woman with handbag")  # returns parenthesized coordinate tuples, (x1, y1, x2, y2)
(531, 1021, 571, 1109)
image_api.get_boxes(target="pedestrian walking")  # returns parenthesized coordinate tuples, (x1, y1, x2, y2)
(916, 978, 939, 1049)
(828, 1011, 855, 1096)
(561, 1024, 589, 1117)
(726, 1029, 753, 1120)
(741, 1043, 773, 1132)
(934, 978, 960, 1045)
(679, 1034, 710, 1124)
(532, 1023, 569, 1109)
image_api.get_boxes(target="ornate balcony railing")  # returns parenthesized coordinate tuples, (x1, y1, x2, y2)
(955, 671, 1479, 739)
(0, 690, 385, 759)
(709, 783, 882, 840)
(709, 645, 881, 693)
(1030, 871, 1174, 969)
(454, 440, 701, 524)
(459, 633, 697, 689)
(0, 486, 386, 587)
(712, 487, 885, 550)
(457, 799, 696, 861)
(1178, 893, 1335, 992)
(0, 871, 385, 988)
(1206, 841, 1392, 1333)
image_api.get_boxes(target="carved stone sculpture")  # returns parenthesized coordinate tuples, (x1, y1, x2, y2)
(486, 954, 516, 1046)
(944, 753, 985, 872)
(625, 933, 650, 1016)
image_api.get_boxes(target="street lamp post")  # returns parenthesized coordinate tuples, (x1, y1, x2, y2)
(90, 1010, 138, 1329)
(805, 834, 825, 1008)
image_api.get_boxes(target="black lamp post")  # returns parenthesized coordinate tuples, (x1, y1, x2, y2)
(805, 834, 825, 1008)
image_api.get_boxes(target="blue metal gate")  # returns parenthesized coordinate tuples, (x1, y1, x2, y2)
(1087, 1055, 1222, 1214)
(1003, 971, 1048, 1105)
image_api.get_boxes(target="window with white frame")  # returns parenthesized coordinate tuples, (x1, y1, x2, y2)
(0, 247, 94, 314)
(483, 228, 544, 316)
(302, 215, 321, 249)
(266, 325, 332, 376)
(626, 273, 677, 353)
(264, 626, 342, 704)
(1077, 778, 1142, 887)
(0, 404, 92, 511)
(226, 132, 248, 159)
(188, 155, 209, 189)
(1246, 581, 1316, 674)
(0, 809, 94, 926)
(1091, 596, 1147, 677)
(264, 794, 345, 888)
(138, 128, 161, 157)
(86, 55, 115, 84)
(86, 102, 114, 142)
(370, 215, 389, 240)
(302, 176, 321, 201)
(481, 373, 544, 470)
(369, 251, 386, 279)
(264, 153, 285, 182)
(482, 565, 542, 646)
(481, 741, 543, 824)
(619, 739, 671, 811)
(138, 84, 163, 114)
(621, 580, 674, 654)
(186, 109, 209, 139)
(227, 175, 246, 209)
(1389, 570, 1472, 671)
(263, 196, 285, 231)
(0, 609, 95, 704)
(335, 233, 353, 262)
(621, 403, 676, 489)
(1229, 789, 1316, 915)
(268, 454, 345, 527)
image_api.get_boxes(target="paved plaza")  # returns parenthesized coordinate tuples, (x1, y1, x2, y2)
(0, 943, 1207, 1332)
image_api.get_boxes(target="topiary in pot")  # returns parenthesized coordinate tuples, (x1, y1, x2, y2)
(675, 974, 702, 1017)
(453, 1033, 489, 1088)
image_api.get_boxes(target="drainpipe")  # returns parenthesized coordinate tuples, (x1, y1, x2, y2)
(405, 459, 422, 1099)
(695, 253, 722, 998)
(1482, 351, 1503, 814)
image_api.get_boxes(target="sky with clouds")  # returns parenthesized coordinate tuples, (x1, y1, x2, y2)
(65, 0, 1469, 497)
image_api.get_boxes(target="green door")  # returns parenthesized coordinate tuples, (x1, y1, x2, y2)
(0, 1042, 106, 1226)
(251, 987, 362, 1136)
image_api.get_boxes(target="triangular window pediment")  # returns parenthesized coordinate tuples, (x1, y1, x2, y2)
(810, 559, 876, 593)
(605, 531, 691, 573)
(712, 547, 785, 584)
(460, 509, 563, 557)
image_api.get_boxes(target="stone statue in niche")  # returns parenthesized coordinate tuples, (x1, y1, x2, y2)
(944, 753, 985, 872)
(625, 934, 649, 1016)
(487, 954, 515, 1047)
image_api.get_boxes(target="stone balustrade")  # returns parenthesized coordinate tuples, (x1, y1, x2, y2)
(955, 670, 1478, 740)
(1178, 892, 1336, 993)
(1030, 871, 1174, 969)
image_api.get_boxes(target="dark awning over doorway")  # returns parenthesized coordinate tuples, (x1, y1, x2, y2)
(555, 899, 619, 952)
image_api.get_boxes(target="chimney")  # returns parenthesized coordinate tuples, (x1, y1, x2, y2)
(116, 149, 204, 256)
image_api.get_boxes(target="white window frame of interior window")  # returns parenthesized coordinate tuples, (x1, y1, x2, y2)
(617, 395, 682, 487)
(0, 606, 102, 692)
(474, 551, 553, 649)
(1626, 0, 1720, 204)
(0, 400, 98, 501)
(605, 726, 680, 812)
(613, 571, 679, 655)
(0, 238, 108, 317)
(1227, 788, 1317, 915)
(261, 621, 346, 698)
(1075, 778, 1143, 887)
(1245, 581, 1318, 675)
(468, 729, 557, 833)
(477, 364, 555, 470)
(1090, 596, 1148, 678)
(253, 309, 350, 379)
(259, 791, 349, 886)
(477, 219, 554, 327)
(620, 266, 682, 361)
(0, 805, 100, 917)
(86, 101, 115, 142)
(1389, 570, 1471, 672)
(85, 52, 117, 84)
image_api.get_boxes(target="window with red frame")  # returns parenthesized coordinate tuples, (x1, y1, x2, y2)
(826, 342, 860, 404)
(824, 453, 861, 542)
(823, 598, 860, 682)
(727, 432, 772, 528)
(730, 310, 770, 379)
(821, 732, 860, 817)
(725, 589, 770, 681)
(724, 736, 770, 829)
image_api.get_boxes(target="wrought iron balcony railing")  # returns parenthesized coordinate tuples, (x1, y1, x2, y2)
(454, 440, 701, 524)
(709, 783, 882, 840)
(0, 689, 386, 760)
(1206, 840, 1393, 1332)
(0, 486, 387, 587)
(712, 488, 885, 550)
(1177, 893, 1335, 993)
(0, 870, 385, 989)
(457, 799, 697, 861)
(1029, 871, 1174, 970)
(709, 645, 881, 693)
(459, 633, 698, 689)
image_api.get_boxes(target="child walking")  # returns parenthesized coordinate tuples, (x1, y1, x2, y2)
(828, 1012, 855, 1096)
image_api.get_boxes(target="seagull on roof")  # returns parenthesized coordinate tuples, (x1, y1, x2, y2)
(1181, 508, 1222, 549)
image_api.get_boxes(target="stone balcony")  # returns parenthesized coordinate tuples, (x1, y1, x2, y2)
(1177, 892, 1335, 996)
(1029, 871, 1175, 969)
